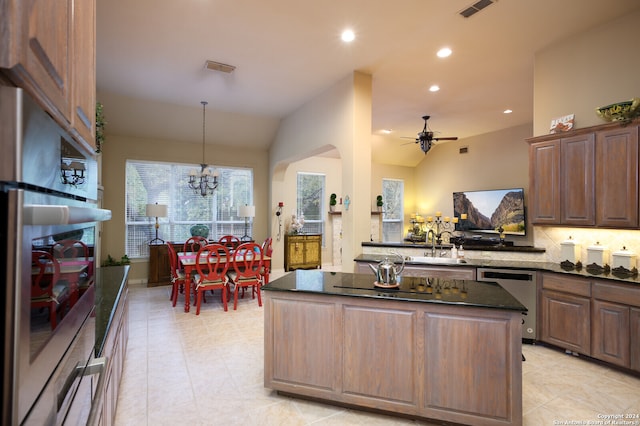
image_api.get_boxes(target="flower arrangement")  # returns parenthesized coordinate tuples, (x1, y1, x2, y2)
(290, 212, 305, 234)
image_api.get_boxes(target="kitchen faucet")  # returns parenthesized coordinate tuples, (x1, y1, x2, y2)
(427, 229, 436, 257)
(426, 229, 451, 257)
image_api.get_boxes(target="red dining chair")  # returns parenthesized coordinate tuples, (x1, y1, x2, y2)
(53, 239, 93, 297)
(228, 242, 263, 310)
(167, 242, 187, 307)
(53, 239, 89, 259)
(193, 244, 231, 314)
(183, 235, 208, 253)
(218, 235, 241, 250)
(31, 250, 70, 330)
(260, 237, 273, 285)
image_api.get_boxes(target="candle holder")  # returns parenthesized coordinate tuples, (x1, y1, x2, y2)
(409, 214, 426, 242)
(425, 213, 457, 245)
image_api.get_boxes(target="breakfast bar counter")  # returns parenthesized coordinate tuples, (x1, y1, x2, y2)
(263, 270, 526, 426)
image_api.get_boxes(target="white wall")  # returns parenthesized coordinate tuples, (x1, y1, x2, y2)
(413, 123, 533, 245)
(530, 7, 640, 259)
(533, 8, 640, 136)
(269, 71, 372, 271)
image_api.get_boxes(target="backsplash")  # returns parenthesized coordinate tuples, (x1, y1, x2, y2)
(533, 226, 640, 264)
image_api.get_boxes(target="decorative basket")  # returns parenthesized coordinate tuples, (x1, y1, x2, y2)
(596, 98, 640, 122)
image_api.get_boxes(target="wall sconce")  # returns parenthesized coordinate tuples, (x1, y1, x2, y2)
(61, 160, 86, 186)
(238, 204, 256, 241)
(146, 202, 168, 244)
(276, 201, 284, 240)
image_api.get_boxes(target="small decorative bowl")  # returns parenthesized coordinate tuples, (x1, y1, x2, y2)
(190, 224, 209, 238)
(596, 98, 640, 122)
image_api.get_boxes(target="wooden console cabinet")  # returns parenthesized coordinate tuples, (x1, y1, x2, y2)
(284, 234, 321, 271)
(148, 242, 183, 287)
(148, 243, 170, 287)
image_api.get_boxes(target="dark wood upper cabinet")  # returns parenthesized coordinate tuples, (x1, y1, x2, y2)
(529, 139, 561, 224)
(527, 121, 639, 229)
(596, 125, 639, 228)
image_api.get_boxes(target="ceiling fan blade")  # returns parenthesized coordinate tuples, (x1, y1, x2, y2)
(433, 137, 458, 141)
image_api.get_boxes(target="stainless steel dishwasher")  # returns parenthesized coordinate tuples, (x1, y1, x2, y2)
(476, 268, 537, 343)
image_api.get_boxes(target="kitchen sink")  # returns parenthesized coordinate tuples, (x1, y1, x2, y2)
(406, 256, 467, 264)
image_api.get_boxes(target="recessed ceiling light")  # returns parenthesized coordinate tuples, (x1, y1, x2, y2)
(341, 29, 355, 43)
(503, 109, 513, 114)
(429, 85, 440, 92)
(381, 129, 392, 134)
(437, 47, 452, 58)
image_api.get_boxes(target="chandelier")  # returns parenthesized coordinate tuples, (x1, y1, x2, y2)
(188, 101, 219, 197)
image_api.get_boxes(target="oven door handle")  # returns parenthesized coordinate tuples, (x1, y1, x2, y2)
(85, 357, 107, 426)
(23, 204, 111, 225)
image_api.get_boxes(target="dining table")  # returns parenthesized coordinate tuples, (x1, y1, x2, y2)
(177, 251, 271, 313)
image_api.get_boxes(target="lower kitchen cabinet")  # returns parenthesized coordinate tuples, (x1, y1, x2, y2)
(540, 273, 591, 355)
(631, 308, 640, 372)
(284, 234, 321, 271)
(98, 281, 129, 426)
(591, 299, 629, 367)
(592, 280, 640, 372)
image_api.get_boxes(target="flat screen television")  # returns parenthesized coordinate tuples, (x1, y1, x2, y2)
(453, 188, 526, 235)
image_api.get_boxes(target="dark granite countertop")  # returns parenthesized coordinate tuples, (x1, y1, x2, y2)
(263, 270, 527, 312)
(362, 241, 546, 253)
(94, 265, 130, 356)
(354, 254, 640, 286)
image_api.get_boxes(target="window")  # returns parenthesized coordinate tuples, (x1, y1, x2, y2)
(125, 160, 253, 258)
(296, 172, 325, 244)
(382, 178, 404, 242)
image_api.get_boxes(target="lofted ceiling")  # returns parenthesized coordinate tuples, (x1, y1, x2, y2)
(96, 0, 640, 167)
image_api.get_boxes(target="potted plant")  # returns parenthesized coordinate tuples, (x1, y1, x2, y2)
(95, 101, 106, 153)
(376, 195, 383, 212)
(329, 193, 337, 212)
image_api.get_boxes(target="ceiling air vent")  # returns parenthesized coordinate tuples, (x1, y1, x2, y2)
(204, 60, 236, 74)
(459, 0, 494, 18)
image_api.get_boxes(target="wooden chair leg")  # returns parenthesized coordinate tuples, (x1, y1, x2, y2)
(221, 286, 228, 311)
(233, 286, 240, 310)
(196, 290, 202, 315)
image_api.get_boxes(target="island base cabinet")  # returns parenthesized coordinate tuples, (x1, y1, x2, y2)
(264, 292, 523, 426)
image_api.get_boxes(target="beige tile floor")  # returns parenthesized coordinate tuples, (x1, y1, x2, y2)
(115, 268, 640, 426)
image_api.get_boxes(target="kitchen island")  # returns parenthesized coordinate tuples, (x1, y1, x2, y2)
(263, 270, 526, 426)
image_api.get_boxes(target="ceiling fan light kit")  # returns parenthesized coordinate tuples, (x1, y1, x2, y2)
(409, 115, 459, 155)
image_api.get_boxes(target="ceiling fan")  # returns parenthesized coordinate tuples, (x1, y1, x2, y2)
(403, 115, 458, 154)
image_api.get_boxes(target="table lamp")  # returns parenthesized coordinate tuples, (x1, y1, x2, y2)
(146, 203, 168, 244)
(238, 204, 255, 241)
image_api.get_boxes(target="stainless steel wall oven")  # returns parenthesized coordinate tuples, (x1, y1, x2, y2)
(1, 87, 111, 425)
